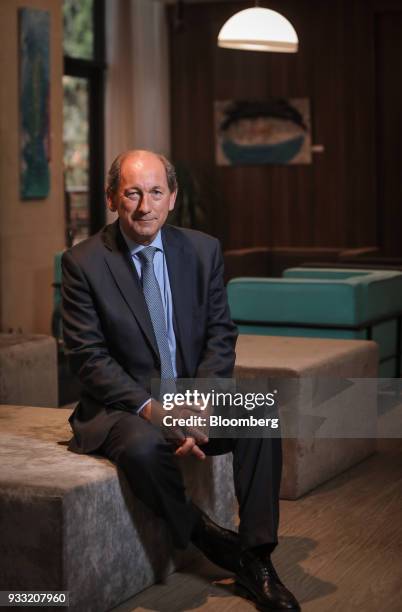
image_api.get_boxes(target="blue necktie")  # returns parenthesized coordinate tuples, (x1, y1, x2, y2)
(138, 246, 175, 381)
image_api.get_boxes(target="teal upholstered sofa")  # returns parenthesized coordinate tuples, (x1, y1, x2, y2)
(227, 267, 402, 377)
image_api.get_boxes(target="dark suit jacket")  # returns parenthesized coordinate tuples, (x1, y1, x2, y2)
(62, 220, 238, 453)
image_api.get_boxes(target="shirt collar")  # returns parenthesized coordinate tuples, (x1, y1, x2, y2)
(119, 220, 164, 256)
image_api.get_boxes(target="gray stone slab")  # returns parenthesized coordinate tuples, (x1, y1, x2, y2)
(235, 335, 379, 499)
(0, 334, 58, 407)
(0, 405, 236, 612)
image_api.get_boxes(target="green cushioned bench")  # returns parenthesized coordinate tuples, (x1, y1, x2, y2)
(228, 268, 402, 377)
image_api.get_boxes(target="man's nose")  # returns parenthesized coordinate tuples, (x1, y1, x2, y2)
(137, 193, 152, 213)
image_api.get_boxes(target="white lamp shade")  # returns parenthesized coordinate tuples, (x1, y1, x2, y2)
(217, 7, 298, 53)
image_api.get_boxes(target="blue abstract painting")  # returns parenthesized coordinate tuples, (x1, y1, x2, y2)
(19, 8, 50, 199)
(215, 98, 312, 166)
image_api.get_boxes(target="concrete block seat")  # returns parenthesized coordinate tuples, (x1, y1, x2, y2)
(0, 334, 58, 407)
(235, 334, 378, 500)
(0, 405, 236, 612)
(228, 268, 402, 376)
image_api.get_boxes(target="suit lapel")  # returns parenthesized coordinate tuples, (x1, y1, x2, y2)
(162, 225, 194, 376)
(102, 221, 160, 359)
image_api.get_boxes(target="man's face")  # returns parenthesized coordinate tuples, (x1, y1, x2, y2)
(107, 152, 177, 245)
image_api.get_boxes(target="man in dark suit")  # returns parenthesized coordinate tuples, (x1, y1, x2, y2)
(62, 150, 299, 610)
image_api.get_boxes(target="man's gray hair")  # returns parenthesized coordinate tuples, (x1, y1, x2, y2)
(106, 150, 178, 197)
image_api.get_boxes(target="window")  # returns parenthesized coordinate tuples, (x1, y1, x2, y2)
(63, 0, 105, 245)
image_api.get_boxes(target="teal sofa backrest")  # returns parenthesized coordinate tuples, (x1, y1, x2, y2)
(227, 267, 402, 377)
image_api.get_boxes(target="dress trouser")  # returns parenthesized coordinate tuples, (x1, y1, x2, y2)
(96, 412, 282, 551)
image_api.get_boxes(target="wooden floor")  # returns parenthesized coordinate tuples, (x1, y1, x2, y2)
(111, 439, 402, 612)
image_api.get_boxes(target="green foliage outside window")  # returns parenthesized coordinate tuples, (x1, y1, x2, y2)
(63, 0, 93, 60)
(63, 76, 88, 189)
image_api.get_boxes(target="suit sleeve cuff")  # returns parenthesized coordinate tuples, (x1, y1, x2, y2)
(136, 398, 152, 415)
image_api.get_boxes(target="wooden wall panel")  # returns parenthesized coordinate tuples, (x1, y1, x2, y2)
(375, 10, 402, 256)
(168, 0, 388, 251)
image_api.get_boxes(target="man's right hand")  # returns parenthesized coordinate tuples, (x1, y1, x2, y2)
(139, 400, 153, 421)
(139, 399, 208, 460)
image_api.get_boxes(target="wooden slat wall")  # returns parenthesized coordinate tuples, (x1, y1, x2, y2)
(168, 0, 400, 252)
(374, 8, 402, 256)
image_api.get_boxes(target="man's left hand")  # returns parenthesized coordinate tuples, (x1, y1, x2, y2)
(174, 437, 206, 460)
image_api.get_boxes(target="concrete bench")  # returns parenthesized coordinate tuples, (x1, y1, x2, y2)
(0, 334, 58, 407)
(0, 405, 236, 612)
(235, 334, 378, 499)
(0, 335, 378, 609)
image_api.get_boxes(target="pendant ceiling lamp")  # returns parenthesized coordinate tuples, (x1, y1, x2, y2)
(217, 4, 298, 53)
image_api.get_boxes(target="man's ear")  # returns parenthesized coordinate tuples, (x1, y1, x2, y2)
(106, 191, 118, 212)
(169, 189, 178, 211)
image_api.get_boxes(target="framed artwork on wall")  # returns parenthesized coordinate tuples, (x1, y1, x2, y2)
(19, 7, 50, 199)
(215, 98, 312, 166)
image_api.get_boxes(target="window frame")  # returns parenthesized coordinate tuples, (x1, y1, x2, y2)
(63, 0, 106, 238)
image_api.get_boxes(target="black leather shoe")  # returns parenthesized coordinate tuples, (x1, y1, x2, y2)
(190, 509, 240, 573)
(236, 549, 300, 610)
